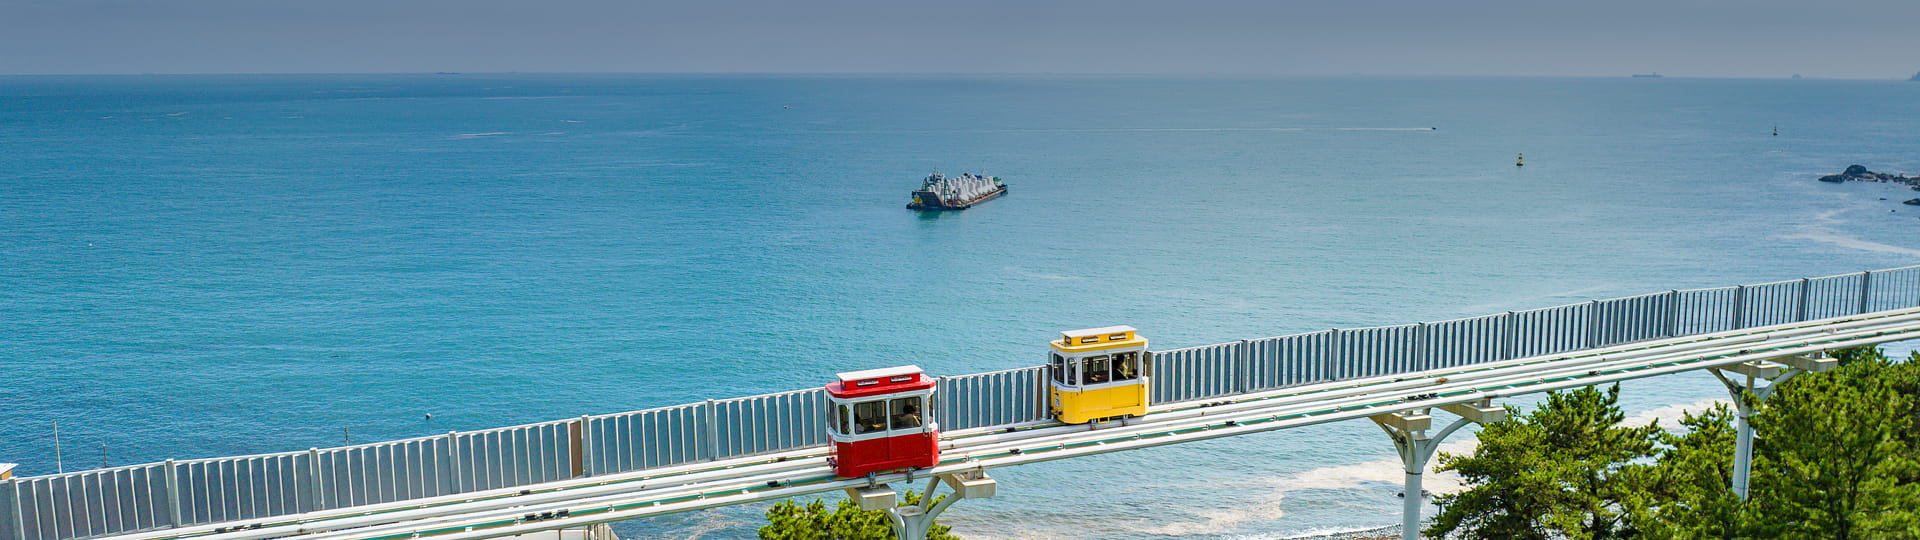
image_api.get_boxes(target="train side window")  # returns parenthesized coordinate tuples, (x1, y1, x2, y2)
(890, 396, 924, 429)
(1050, 353, 1067, 383)
(836, 404, 851, 435)
(853, 401, 886, 434)
(1112, 352, 1139, 381)
(1083, 355, 1111, 384)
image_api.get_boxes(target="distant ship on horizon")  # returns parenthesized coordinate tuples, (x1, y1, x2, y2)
(1631, 73, 1664, 79)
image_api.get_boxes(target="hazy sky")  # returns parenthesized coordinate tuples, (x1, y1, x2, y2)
(3, 0, 1917, 78)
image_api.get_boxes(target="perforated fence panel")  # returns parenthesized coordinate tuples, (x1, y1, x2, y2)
(1248, 331, 1336, 391)
(1506, 304, 1591, 359)
(1422, 314, 1506, 369)
(1806, 273, 1867, 320)
(1868, 267, 1920, 313)
(714, 390, 829, 459)
(584, 403, 704, 476)
(1149, 342, 1241, 404)
(1593, 293, 1673, 347)
(938, 367, 1048, 431)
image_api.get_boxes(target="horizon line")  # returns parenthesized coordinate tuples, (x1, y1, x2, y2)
(0, 70, 1912, 81)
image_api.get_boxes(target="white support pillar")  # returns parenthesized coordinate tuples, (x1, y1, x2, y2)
(1709, 353, 1834, 499)
(889, 471, 996, 540)
(846, 471, 996, 540)
(1371, 400, 1504, 540)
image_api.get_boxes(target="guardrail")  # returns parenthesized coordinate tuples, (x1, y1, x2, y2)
(7, 265, 1918, 540)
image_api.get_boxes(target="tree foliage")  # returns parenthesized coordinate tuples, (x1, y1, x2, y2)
(1429, 348, 1920, 540)
(1747, 348, 1920, 540)
(1425, 384, 1658, 540)
(759, 490, 961, 540)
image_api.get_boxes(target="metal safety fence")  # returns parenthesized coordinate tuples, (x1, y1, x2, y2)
(8, 265, 1920, 540)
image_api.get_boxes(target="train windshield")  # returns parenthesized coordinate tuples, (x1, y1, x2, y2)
(1051, 353, 1068, 384)
(1083, 355, 1111, 384)
(890, 396, 924, 429)
(836, 404, 852, 435)
(853, 401, 887, 434)
(1111, 352, 1140, 381)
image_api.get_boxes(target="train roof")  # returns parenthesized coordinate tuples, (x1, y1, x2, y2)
(1061, 325, 1137, 339)
(835, 365, 923, 382)
(827, 365, 935, 399)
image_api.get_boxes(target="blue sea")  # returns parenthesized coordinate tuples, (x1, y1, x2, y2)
(3, 74, 1918, 538)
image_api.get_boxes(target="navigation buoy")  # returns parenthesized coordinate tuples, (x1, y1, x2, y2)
(1516, 153, 1525, 167)
(1772, 125, 1779, 136)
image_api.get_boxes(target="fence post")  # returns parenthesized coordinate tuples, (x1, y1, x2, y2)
(1795, 279, 1810, 322)
(305, 449, 325, 512)
(1859, 271, 1873, 314)
(1586, 300, 1602, 348)
(163, 459, 182, 528)
(1235, 340, 1253, 394)
(1501, 312, 1517, 360)
(8, 477, 25, 540)
(1413, 323, 1429, 371)
(1038, 365, 1055, 418)
(703, 400, 722, 462)
(577, 416, 594, 478)
(1662, 290, 1679, 337)
(1325, 329, 1342, 381)
(443, 430, 462, 495)
(1732, 285, 1748, 328)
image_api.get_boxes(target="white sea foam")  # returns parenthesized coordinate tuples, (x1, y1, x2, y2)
(454, 132, 510, 139)
(1781, 208, 1920, 256)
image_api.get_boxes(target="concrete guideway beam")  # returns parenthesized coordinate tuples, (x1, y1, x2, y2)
(1711, 351, 1835, 499)
(1371, 398, 1504, 540)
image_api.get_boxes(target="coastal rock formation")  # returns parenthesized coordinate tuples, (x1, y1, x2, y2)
(1819, 164, 1917, 189)
(1911, 71, 1920, 82)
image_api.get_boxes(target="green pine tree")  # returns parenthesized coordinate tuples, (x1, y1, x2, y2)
(1425, 384, 1660, 540)
(759, 490, 962, 540)
(1746, 349, 1920, 540)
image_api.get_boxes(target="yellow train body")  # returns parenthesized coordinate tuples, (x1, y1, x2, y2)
(1051, 381, 1149, 424)
(1049, 325, 1150, 424)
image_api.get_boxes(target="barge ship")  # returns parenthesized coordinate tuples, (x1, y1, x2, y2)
(908, 172, 1007, 211)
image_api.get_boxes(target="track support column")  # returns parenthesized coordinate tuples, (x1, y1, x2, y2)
(1371, 399, 1504, 540)
(1710, 353, 1834, 499)
(846, 470, 997, 540)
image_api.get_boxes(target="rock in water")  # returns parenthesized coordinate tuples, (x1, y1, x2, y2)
(1820, 165, 1912, 184)
(1905, 199, 1920, 206)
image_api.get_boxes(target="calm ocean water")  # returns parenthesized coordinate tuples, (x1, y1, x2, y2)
(3, 74, 1918, 538)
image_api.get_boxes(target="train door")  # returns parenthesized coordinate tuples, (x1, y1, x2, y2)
(887, 393, 928, 460)
(851, 399, 891, 465)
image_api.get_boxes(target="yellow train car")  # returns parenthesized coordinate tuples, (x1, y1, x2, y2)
(1048, 325, 1149, 424)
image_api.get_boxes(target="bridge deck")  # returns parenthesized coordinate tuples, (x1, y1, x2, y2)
(101, 306, 1920, 540)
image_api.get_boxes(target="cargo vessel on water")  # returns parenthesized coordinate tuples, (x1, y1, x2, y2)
(907, 172, 1007, 211)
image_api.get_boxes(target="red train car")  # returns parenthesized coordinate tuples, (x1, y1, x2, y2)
(826, 365, 939, 478)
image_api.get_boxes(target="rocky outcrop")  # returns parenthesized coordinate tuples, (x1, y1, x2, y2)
(1819, 164, 1916, 189)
